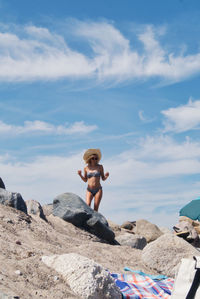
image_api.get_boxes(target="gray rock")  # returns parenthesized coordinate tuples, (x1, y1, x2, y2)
(53, 193, 115, 243)
(0, 177, 5, 189)
(86, 217, 115, 243)
(26, 199, 47, 221)
(142, 233, 200, 277)
(133, 219, 163, 243)
(0, 189, 27, 214)
(42, 204, 53, 216)
(42, 253, 121, 299)
(121, 221, 135, 230)
(115, 233, 147, 249)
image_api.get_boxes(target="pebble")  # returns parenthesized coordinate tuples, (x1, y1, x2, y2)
(54, 276, 59, 281)
(15, 270, 22, 276)
(5, 218, 14, 224)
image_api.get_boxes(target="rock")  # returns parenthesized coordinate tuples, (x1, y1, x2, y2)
(180, 216, 200, 234)
(115, 233, 147, 249)
(133, 219, 163, 242)
(0, 189, 27, 214)
(54, 276, 59, 281)
(174, 221, 199, 239)
(15, 270, 22, 276)
(173, 220, 200, 247)
(53, 193, 115, 243)
(42, 253, 121, 299)
(26, 200, 47, 221)
(142, 233, 200, 277)
(4, 218, 13, 224)
(121, 221, 135, 230)
(42, 204, 53, 217)
(0, 177, 5, 189)
(86, 217, 115, 243)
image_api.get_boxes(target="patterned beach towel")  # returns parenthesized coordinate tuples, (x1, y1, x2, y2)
(111, 273, 174, 299)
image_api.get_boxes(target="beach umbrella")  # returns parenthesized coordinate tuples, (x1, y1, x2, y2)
(179, 197, 200, 221)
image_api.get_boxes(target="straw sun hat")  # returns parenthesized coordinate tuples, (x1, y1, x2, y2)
(83, 149, 102, 164)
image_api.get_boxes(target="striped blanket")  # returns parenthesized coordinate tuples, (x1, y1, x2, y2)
(111, 273, 174, 299)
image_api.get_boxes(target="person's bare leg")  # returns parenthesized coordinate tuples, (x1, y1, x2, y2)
(94, 189, 102, 211)
(86, 190, 93, 207)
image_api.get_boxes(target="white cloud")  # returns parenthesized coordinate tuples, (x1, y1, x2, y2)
(0, 120, 97, 135)
(0, 28, 94, 81)
(162, 99, 200, 132)
(1, 22, 200, 84)
(106, 135, 200, 187)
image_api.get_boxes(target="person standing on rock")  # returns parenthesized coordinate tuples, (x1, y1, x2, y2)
(78, 149, 109, 211)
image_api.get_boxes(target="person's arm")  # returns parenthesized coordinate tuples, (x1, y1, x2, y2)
(77, 167, 87, 182)
(100, 165, 109, 181)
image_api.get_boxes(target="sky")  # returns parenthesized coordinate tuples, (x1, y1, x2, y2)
(1, 0, 200, 228)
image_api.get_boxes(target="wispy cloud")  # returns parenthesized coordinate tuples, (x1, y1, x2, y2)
(162, 98, 200, 133)
(1, 22, 200, 84)
(107, 135, 200, 187)
(138, 110, 155, 123)
(0, 120, 97, 135)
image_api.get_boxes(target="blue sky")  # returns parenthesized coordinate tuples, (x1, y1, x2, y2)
(1, 0, 200, 227)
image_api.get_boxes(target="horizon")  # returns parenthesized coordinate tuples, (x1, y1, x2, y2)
(1, 0, 200, 228)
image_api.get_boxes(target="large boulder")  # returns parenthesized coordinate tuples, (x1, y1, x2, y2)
(115, 233, 147, 249)
(53, 193, 115, 243)
(142, 233, 200, 278)
(133, 219, 163, 242)
(0, 188, 27, 214)
(26, 199, 47, 221)
(42, 253, 121, 299)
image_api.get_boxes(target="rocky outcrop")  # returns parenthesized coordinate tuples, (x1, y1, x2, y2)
(26, 199, 47, 221)
(142, 233, 200, 277)
(115, 233, 147, 249)
(53, 193, 115, 243)
(133, 219, 163, 243)
(42, 253, 121, 299)
(0, 188, 27, 214)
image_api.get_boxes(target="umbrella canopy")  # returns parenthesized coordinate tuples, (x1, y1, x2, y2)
(179, 197, 200, 221)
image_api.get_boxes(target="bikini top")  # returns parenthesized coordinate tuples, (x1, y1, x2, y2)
(87, 170, 101, 178)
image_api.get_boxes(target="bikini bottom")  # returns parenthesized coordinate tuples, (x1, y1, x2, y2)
(87, 186, 102, 197)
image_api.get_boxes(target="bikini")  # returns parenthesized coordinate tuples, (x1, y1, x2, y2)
(87, 170, 102, 196)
